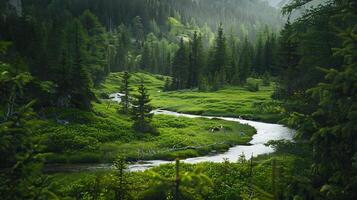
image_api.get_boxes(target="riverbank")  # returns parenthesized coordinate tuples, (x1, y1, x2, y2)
(44, 109, 294, 173)
(38, 103, 256, 164)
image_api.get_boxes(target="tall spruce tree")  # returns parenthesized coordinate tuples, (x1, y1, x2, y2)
(274, 22, 299, 99)
(238, 37, 253, 84)
(279, 0, 357, 199)
(211, 23, 228, 87)
(79, 10, 108, 85)
(0, 62, 53, 199)
(304, 1, 356, 199)
(254, 35, 264, 75)
(172, 38, 189, 90)
(263, 33, 276, 74)
(66, 19, 95, 110)
(188, 31, 204, 88)
(131, 80, 154, 133)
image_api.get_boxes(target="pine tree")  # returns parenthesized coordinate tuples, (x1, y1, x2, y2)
(228, 32, 239, 84)
(254, 35, 264, 75)
(131, 80, 155, 134)
(188, 31, 204, 88)
(142, 159, 213, 200)
(0, 65, 53, 199)
(66, 19, 95, 110)
(79, 10, 107, 85)
(263, 33, 276, 74)
(238, 37, 253, 84)
(120, 71, 131, 114)
(114, 24, 131, 72)
(280, 0, 357, 199)
(307, 3, 357, 198)
(112, 156, 129, 200)
(274, 22, 299, 99)
(211, 23, 228, 87)
(172, 38, 189, 90)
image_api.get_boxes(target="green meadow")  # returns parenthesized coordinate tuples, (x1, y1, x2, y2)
(98, 72, 284, 122)
(39, 103, 255, 164)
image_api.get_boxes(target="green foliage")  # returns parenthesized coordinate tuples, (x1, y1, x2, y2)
(246, 78, 260, 92)
(64, 19, 96, 110)
(57, 153, 311, 199)
(112, 156, 129, 200)
(79, 10, 108, 84)
(141, 160, 213, 200)
(210, 24, 228, 89)
(172, 38, 189, 90)
(238, 37, 254, 84)
(0, 71, 55, 199)
(188, 31, 204, 88)
(277, 0, 357, 199)
(131, 80, 156, 134)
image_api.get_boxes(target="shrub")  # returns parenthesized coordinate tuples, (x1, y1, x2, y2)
(246, 78, 259, 92)
(46, 131, 99, 153)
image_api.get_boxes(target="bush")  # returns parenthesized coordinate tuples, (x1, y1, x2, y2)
(46, 131, 99, 153)
(133, 121, 159, 136)
(246, 78, 259, 92)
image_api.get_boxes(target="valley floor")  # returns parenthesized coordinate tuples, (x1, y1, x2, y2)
(100, 72, 284, 122)
(39, 72, 296, 199)
(38, 72, 282, 165)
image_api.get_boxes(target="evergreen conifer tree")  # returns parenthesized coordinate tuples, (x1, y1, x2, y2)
(211, 23, 228, 87)
(131, 80, 155, 133)
(188, 31, 204, 88)
(172, 38, 189, 90)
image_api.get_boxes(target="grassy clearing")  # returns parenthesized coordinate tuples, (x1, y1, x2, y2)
(38, 102, 255, 164)
(101, 114, 255, 161)
(98, 72, 284, 123)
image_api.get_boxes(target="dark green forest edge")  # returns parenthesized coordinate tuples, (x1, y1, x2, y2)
(0, 0, 356, 199)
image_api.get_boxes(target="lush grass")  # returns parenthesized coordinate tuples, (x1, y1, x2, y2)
(48, 153, 303, 200)
(100, 114, 255, 161)
(98, 72, 284, 123)
(38, 102, 255, 164)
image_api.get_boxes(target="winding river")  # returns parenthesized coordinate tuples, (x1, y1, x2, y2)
(127, 110, 295, 171)
(45, 109, 295, 173)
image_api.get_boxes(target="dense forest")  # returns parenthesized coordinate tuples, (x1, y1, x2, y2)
(0, 0, 356, 199)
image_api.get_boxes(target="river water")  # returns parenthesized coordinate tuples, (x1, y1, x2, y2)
(45, 109, 295, 172)
(126, 110, 295, 171)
